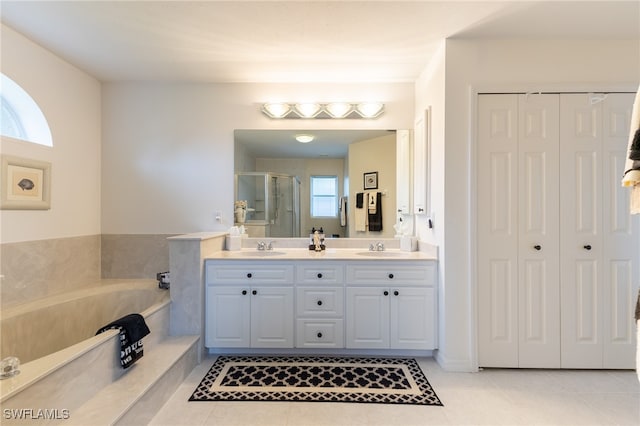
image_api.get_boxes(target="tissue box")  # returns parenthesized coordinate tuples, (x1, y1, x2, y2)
(225, 235, 242, 251)
(400, 236, 418, 252)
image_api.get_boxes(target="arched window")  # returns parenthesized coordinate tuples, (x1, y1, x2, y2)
(1, 74, 52, 147)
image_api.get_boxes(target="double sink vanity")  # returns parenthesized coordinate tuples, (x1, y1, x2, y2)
(204, 239, 438, 353)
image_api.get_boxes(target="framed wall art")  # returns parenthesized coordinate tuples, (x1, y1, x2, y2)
(363, 171, 378, 190)
(1, 155, 51, 210)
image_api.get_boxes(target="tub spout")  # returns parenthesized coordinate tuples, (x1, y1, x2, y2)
(0, 356, 20, 379)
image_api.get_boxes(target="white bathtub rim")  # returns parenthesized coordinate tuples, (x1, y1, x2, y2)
(0, 297, 170, 403)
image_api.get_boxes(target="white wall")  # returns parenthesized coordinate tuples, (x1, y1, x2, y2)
(0, 24, 102, 244)
(413, 40, 447, 363)
(424, 38, 640, 371)
(101, 82, 413, 234)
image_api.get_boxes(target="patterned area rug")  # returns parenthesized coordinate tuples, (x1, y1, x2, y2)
(189, 355, 443, 405)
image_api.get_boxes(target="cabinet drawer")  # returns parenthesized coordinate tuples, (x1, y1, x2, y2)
(295, 319, 344, 348)
(296, 287, 344, 317)
(296, 263, 344, 284)
(206, 261, 294, 285)
(346, 262, 436, 286)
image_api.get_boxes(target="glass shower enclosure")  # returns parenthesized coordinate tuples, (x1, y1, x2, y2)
(235, 172, 301, 237)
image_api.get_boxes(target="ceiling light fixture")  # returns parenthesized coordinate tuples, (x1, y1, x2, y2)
(261, 102, 385, 119)
(295, 134, 314, 143)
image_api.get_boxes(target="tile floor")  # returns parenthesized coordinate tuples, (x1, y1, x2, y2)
(150, 356, 640, 426)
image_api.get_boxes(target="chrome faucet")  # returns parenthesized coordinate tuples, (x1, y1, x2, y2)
(369, 242, 385, 251)
(257, 241, 266, 250)
(267, 241, 276, 250)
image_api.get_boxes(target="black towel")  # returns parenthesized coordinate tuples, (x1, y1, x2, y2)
(368, 192, 383, 232)
(96, 313, 150, 369)
(629, 128, 640, 160)
(356, 192, 364, 208)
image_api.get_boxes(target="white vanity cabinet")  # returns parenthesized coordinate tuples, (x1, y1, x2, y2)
(295, 263, 345, 348)
(345, 262, 437, 350)
(205, 257, 437, 352)
(205, 262, 294, 348)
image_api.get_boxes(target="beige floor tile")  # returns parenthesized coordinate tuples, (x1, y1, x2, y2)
(150, 356, 640, 426)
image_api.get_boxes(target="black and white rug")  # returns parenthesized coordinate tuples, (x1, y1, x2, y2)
(189, 355, 443, 406)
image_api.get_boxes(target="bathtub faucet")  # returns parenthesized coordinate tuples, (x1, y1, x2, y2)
(156, 271, 170, 290)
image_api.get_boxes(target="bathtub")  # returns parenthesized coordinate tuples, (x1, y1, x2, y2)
(0, 279, 170, 405)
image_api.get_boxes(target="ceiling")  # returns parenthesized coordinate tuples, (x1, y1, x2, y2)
(2, 1, 638, 84)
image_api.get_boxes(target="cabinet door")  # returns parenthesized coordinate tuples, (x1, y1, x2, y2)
(413, 108, 430, 215)
(205, 286, 250, 348)
(390, 287, 436, 350)
(345, 287, 389, 348)
(250, 287, 294, 348)
(396, 129, 412, 215)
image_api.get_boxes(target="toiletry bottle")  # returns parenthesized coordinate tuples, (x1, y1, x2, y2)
(309, 227, 316, 250)
(319, 227, 325, 250)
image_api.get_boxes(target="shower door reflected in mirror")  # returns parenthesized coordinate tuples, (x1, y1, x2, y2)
(235, 172, 300, 238)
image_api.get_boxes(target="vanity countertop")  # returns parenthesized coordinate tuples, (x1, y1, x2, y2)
(206, 248, 436, 261)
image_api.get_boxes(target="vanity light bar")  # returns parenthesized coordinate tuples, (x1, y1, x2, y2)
(262, 102, 384, 119)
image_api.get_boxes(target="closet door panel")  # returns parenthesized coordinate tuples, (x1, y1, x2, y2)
(477, 94, 519, 367)
(517, 94, 560, 368)
(602, 93, 639, 368)
(560, 94, 604, 368)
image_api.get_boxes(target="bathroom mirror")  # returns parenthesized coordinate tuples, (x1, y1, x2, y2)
(234, 129, 403, 238)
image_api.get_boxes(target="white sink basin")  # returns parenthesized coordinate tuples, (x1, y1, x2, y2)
(356, 251, 405, 257)
(238, 251, 286, 257)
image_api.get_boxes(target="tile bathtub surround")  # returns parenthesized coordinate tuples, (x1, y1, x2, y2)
(0, 235, 100, 309)
(101, 234, 174, 279)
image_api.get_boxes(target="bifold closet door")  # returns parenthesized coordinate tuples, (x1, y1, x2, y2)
(477, 94, 560, 368)
(560, 93, 639, 369)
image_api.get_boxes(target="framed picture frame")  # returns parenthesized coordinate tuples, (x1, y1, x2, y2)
(363, 171, 378, 190)
(1, 155, 51, 210)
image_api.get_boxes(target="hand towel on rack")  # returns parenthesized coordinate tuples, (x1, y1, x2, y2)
(368, 192, 383, 232)
(622, 86, 640, 214)
(355, 192, 367, 232)
(96, 313, 150, 369)
(368, 190, 377, 214)
(339, 196, 347, 227)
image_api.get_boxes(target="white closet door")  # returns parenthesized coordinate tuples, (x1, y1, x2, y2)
(601, 94, 639, 368)
(560, 93, 605, 368)
(517, 94, 561, 368)
(477, 94, 520, 367)
(560, 93, 638, 369)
